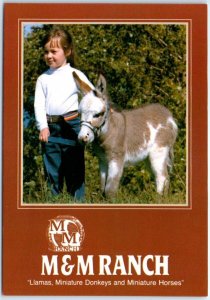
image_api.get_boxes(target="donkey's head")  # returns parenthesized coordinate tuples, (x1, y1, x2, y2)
(73, 71, 109, 143)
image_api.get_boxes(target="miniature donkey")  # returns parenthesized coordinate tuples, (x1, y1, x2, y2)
(73, 71, 178, 198)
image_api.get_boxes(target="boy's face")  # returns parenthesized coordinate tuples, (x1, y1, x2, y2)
(44, 38, 70, 69)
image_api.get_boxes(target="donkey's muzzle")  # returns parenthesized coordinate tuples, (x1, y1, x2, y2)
(78, 121, 96, 144)
(78, 134, 90, 144)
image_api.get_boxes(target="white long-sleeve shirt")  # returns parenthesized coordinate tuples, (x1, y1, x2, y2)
(34, 63, 94, 130)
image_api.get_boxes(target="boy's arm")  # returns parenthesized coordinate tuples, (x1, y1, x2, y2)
(34, 78, 49, 132)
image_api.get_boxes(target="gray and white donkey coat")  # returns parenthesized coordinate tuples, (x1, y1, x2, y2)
(73, 72, 178, 198)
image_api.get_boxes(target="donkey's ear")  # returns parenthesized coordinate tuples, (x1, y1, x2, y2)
(73, 71, 93, 94)
(96, 74, 107, 95)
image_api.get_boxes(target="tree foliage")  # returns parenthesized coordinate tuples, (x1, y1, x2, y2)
(23, 24, 186, 203)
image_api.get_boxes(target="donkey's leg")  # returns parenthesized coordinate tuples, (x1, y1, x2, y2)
(149, 146, 170, 195)
(105, 159, 124, 198)
(99, 160, 108, 194)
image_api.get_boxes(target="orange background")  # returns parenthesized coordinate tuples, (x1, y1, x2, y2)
(3, 4, 207, 296)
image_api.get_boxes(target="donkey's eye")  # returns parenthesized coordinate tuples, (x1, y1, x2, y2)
(93, 90, 98, 96)
(93, 112, 105, 118)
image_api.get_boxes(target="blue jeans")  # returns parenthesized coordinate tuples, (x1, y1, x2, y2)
(42, 117, 85, 201)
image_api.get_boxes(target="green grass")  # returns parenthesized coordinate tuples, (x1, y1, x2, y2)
(23, 181, 186, 205)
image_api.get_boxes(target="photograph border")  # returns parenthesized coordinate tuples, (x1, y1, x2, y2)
(20, 19, 190, 210)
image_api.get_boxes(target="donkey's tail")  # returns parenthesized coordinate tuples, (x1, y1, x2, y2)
(167, 147, 174, 173)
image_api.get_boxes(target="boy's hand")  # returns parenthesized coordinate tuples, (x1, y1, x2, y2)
(39, 128, 50, 142)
